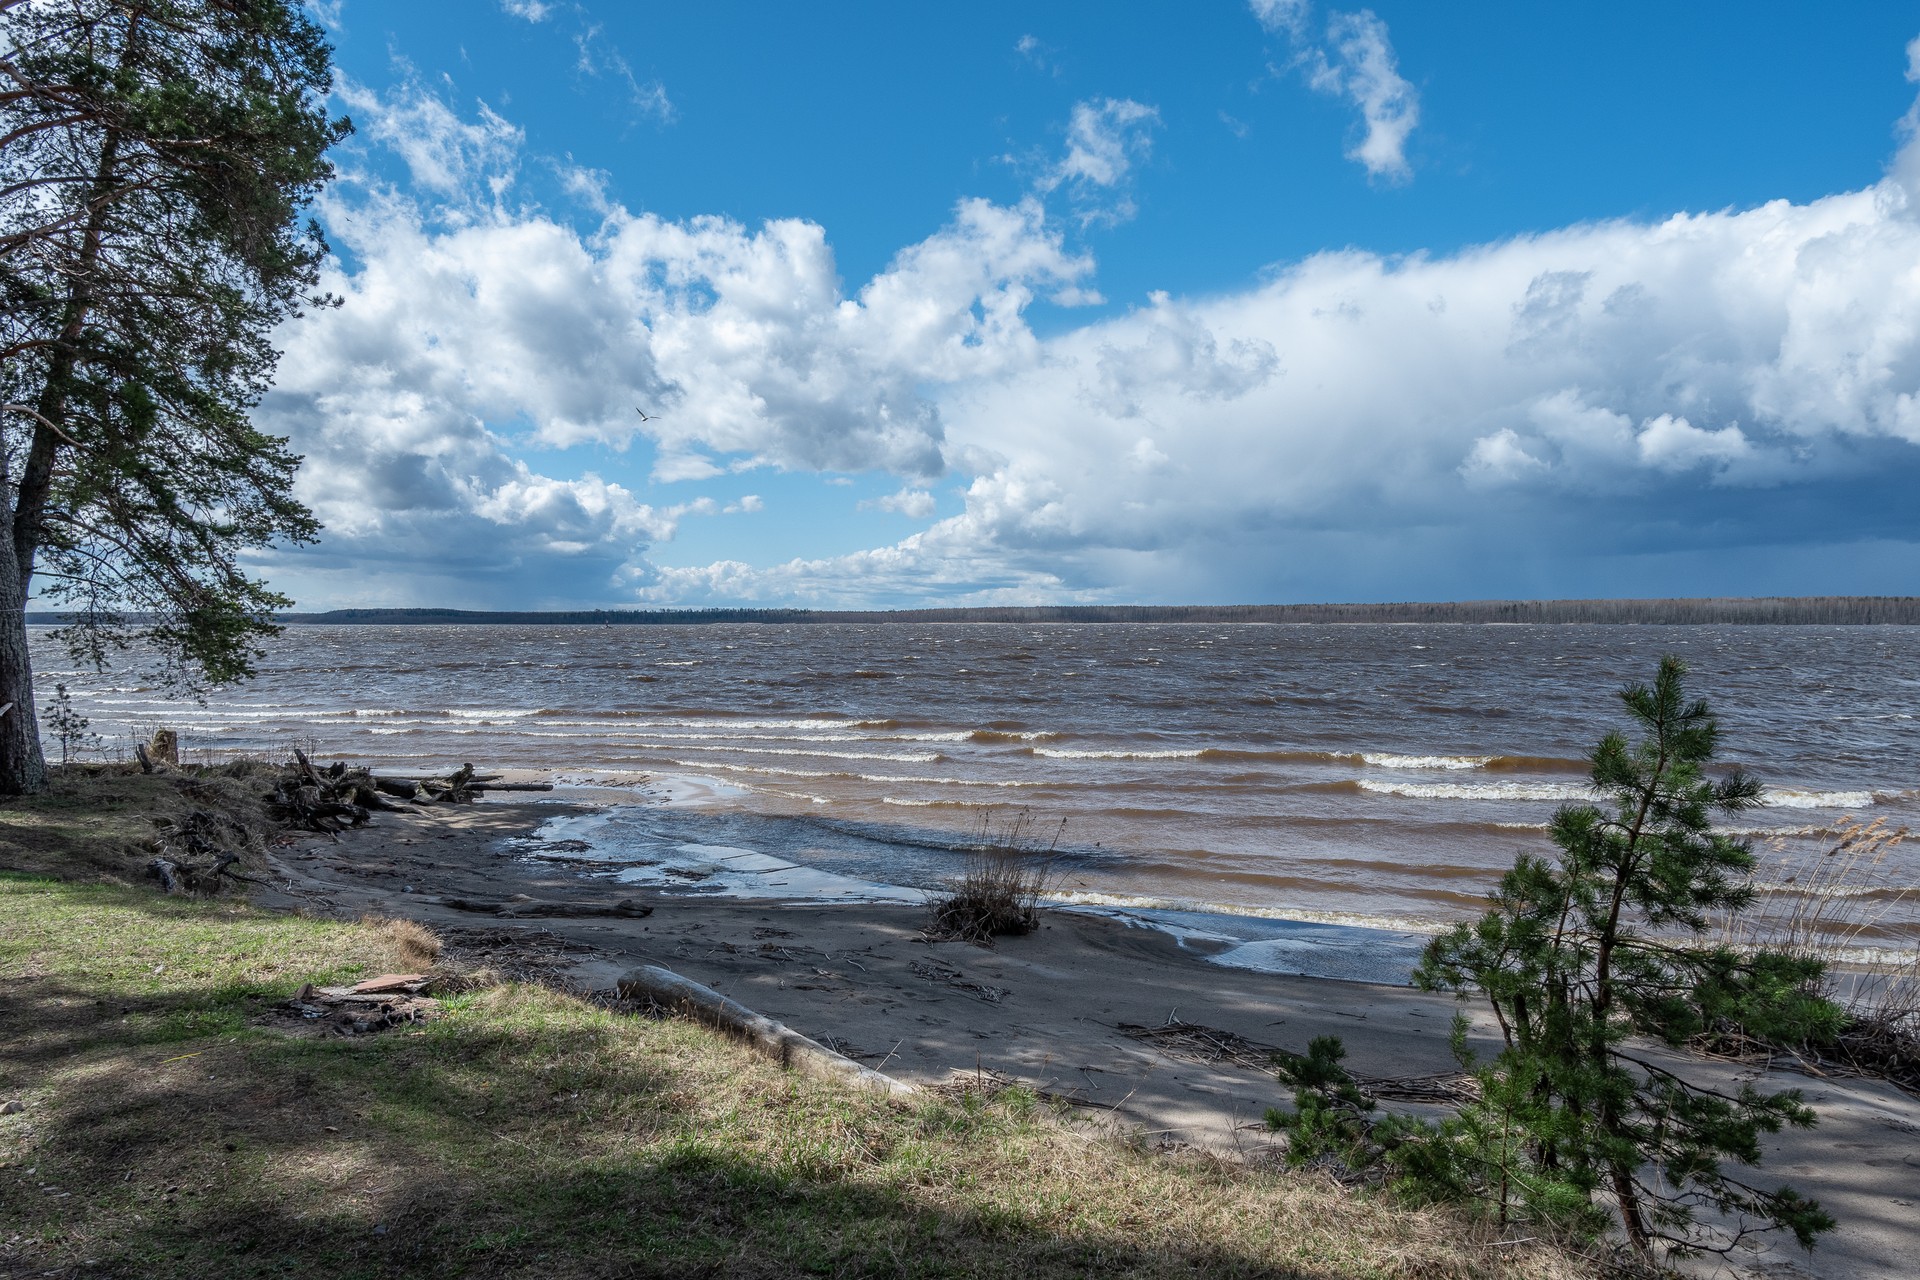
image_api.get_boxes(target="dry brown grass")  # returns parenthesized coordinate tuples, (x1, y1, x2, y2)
(927, 809, 1064, 945)
(366, 915, 443, 970)
(1726, 820, 1916, 1011)
(0, 763, 281, 885)
(1717, 817, 1919, 1086)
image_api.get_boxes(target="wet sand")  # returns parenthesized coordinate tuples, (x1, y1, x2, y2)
(254, 793, 1920, 1280)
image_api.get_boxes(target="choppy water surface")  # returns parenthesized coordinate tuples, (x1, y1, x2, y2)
(38, 623, 1920, 967)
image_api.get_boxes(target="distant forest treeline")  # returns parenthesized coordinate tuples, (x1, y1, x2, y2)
(227, 596, 1920, 626)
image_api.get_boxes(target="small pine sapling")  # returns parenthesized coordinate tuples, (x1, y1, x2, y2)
(1266, 1036, 1380, 1175)
(1271, 658, 1842, 1262)
(39, 683, 95, 766)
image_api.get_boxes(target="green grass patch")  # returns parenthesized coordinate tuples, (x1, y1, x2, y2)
(0, 874, 1593, 1280)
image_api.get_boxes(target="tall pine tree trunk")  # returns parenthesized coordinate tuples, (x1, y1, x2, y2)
(0, 535, 46, 794)
(0, 105, 122, 794)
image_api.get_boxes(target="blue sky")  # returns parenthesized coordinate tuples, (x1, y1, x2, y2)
(259, 1, 1920, 608)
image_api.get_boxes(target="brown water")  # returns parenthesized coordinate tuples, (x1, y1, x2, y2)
(38, 622, 1920, 972)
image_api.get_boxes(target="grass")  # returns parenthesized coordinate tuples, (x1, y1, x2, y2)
(0, 761, 282, 885)
(0, 774, 1595, 1279)
(927, 810, 1064, 946)
(1714, 818, 1919, 1087)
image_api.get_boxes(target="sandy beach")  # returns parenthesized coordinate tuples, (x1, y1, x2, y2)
(254, 790, 1920, 1280)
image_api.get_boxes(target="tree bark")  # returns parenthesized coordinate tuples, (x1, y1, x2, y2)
(0, 24, 128, 794)
(0, 536, 46, 793)
(1611, 1162, 1652, 1257)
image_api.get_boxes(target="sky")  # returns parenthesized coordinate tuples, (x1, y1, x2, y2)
(257, 1, 1920, 609)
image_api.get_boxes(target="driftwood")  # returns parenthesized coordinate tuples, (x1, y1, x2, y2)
(147, 853, 244, 895)
(266, 747, 380, 833)
(262, 753, 552, 835)
(617, 963, 914, 1097)
(281, 976, 437, 1035)
(441, 894, 653, 920)
(376, 765, 555, 801)
(146, 807, 260, 894)
(147, 728, 179, 766)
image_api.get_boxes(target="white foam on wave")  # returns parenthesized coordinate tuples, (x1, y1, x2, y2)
(1752, 880, 1895, 900)
(447, 708, 539, 720)
(642, 717, 867, 731)
(1048, 889, 1450, 934)
(1205, 935, 1428, 982)
(682, 760, 1036, 787)
(1360, 752, 1493, 770)
(1032, 748, 1203, 760)
(1764, 789, 1875, 810)
(1358, 778, 1596, 802)
(1361, 779, 1875, 810)
(631, 741, 941, 764)
(863, 773, 1038, 788)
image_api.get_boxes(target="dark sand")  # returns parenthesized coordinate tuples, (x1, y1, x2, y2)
(254, 793, 1920, 1280)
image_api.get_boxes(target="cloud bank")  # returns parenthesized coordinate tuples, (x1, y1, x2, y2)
(255, 59, 1920, 608)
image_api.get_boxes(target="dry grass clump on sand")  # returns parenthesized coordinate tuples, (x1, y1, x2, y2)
(927, 809, 1064, 945)
(0, 873, 1596, 1280)
(1716, 817, 1919, 1085)
(365, 915, 444, 971)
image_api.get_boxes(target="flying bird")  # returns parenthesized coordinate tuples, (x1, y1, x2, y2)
(634, 407, 661, 422)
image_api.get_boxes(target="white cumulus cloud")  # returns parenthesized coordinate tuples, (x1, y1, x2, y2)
(1034, 97, 1162, 226)
(864, 488, 937, 518)
(1249, 1, 1420, 183)
(335, 73, 522, 205)
(259, 51, 1920, 608)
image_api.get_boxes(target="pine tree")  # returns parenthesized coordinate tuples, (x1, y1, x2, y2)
(1415, 656, 1840, 1257)
(1272, 657, 1842, 1260)
(0, 0, 347, 793)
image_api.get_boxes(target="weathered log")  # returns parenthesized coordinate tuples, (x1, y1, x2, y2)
(617, 964, 914, 1097)
(440, 895, 653, 919)
(134, 742, 155, 774)
(369, 775, 549, 795)
(419, 762, 481, 803)
(147, 728, 179, 766)
(291, 745, 322, 783)
(267, 765, 372, 834)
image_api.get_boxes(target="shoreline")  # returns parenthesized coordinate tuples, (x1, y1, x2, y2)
(504, 776, 1440, 986)
(255, 789, 1920, 1280)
